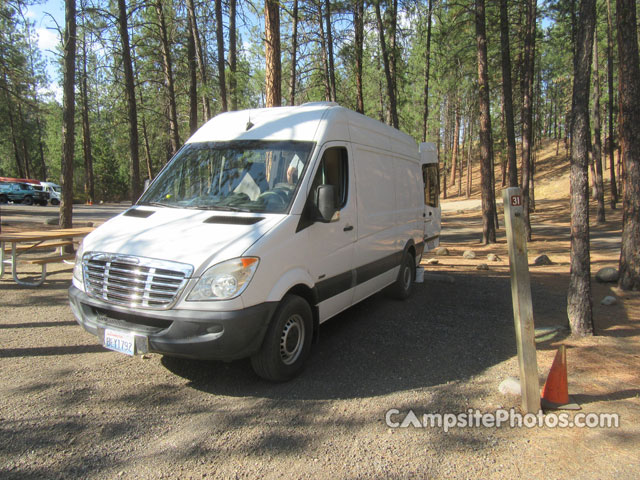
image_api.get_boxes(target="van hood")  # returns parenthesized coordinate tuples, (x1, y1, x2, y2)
(82, 207, 284, 274)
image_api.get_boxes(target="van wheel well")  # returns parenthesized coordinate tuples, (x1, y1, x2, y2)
(285, 284, 319, 343)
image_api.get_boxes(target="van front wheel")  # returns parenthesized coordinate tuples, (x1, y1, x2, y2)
(389, 251, 415, 300)
(251, 295, 313, 381)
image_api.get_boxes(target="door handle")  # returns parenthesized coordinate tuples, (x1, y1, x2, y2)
(422, 213, 426, 217)
(343, 225, 354, 232)
(429, 211, 432, 216)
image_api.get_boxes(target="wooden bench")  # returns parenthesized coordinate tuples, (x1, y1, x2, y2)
(25, 253, 76, 265)
(3, 240, 73, 254)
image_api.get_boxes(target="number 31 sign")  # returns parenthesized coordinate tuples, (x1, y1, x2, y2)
(510, 195, 522, 207)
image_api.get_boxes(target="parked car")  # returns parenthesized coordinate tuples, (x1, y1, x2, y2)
(69, 103, 441, 381)
(40, 181, 62, 205)
(0, 182, 49, 206)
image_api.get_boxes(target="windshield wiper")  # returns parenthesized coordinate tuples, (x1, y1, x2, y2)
(138, 201, 179, 208)
(196, 205, 251, 212)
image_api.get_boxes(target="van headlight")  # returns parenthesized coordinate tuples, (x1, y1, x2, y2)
(187, 257, 259, 301)
(73, 242, 85, 284)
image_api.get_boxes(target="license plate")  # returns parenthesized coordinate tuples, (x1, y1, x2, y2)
(104, 329, 135, 356)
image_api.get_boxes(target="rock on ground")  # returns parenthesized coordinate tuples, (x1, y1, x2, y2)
(596, 267, 619, 283)
(487, 253, 501, 262)
(601, 296, 617, 306)
(499, 377, 521, 396)
(533, 254, 554, 266)
(436, 247, 449, 256)
(463, 250, 476, 259)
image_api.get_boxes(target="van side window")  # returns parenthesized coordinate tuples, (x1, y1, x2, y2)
(310, 147, 348, 209)
(422, 164, 439, 208)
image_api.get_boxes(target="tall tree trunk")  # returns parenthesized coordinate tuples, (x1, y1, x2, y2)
(317, 2, 331, 101)
(475, 0, 497, 244)
(117, 0, 141, 202)
(215, 0, 228, 112)
(568, 0, 596, 336)
(60, 0, 77, 228)
(289, 0, 299, 106)
(606, 0, 618, 207)
(186, 0, 211, 120)
(265, 0, 281, 107)
(324, 0, 337, 102)
(17, 104, 32, 179)
(450, 106, 459, 188)
(592, 25, 605, 223)
(229, 0, 237, 110)
(499, 0, 518, 187)
(3, 80, 25, 178)
(155, 0, 180, 155)
(421, 0, 433, 141)
(467, 117, 473, 198)
(80, 17, 94, 204)
(387, 0, 398, 104)
(616, 0, 640, 291)
(374, 0, 398, 128)
(187, 15, 198, 134)
(354, 0, 365, 113)
(521, 0, 536, 240)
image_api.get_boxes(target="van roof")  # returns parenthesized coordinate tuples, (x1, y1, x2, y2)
(186, 103, 417, 157)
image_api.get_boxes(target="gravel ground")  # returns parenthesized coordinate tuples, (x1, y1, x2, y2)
(1, 202, 639, 479)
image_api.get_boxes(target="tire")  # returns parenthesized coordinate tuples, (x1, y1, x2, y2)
(251, 295, 313, 381)
(22, 196, 33, 206)
(51, 198, 60, 206)
(0, 195, 7, 204)
(389, 250, 415, 300)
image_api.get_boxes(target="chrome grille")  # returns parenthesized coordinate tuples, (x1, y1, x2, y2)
(83, 253, 193, 310)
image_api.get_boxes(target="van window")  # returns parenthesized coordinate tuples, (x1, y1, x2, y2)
(310, 147, 348, 209)
(422, 164, 439, 208)
(139, 140, 314, 214)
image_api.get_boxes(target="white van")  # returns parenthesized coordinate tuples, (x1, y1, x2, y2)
(40, 181, 62, 205)
(69, 103, 441, 381)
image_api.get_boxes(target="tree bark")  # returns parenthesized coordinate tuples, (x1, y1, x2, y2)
(317, 2, 331, 101)
(475, 0, 497, 244)
(592, 24, 605, 223)
(616, 0, 640, 291)
(499, 0, 518, 187)
(521, 0, 536, 241)
(289, 0, 299, 106)
(605, 0, 618, 207)
(421, 0, 433, 141)
(324, 0, 337, 102)
(60, 0, 77, 228)
(117, 0, 141, 202)
(80, 15, 94, 203)
(215, 0, 228, 112)
(568, 0, 596, 336)
(187, 14, 198, 134)
(374, 0, 398, 128)
(265, 0, 281, 107)
(467, 117, 474, 198)
(354, 0, 364, 114)
(229, 0, 237, 110)
(450, 106, 459, 188)
(186, 0, 211, 120)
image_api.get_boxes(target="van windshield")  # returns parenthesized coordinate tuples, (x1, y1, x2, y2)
(139, 140, 314, 214)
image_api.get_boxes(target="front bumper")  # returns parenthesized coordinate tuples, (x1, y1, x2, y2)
(69, 285, 277, 361)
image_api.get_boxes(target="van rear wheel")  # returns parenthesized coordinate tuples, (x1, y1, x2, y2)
(251, 294, 313, 382)
(389, 251, 415, 300)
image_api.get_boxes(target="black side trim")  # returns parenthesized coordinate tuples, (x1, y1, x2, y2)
(355, 251, 403, 285)
(315, 270, 354, 303)
(124, 208, 155, 218)
(204, 216, 264, 225)
(415, 241, 425, 258)
(314, 250, 404, 303)
(424, 234, 440, 243)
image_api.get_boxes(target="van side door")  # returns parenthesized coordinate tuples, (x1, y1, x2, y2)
(301, 143, 357, 322)
(419, 143, 441, 251)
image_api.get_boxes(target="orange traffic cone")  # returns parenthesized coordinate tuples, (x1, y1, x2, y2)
(541, 345, 581, 410)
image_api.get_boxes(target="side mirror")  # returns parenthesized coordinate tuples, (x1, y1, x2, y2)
(315, 184, 338, 223)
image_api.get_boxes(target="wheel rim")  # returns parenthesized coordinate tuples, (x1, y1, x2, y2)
(402, 263, 412, 290)
(280, 314, 305, 365)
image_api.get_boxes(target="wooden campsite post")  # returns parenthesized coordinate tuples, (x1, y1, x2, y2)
(503, 187, 540, 413)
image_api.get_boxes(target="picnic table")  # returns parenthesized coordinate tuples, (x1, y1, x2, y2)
(0, 227, 94, 286)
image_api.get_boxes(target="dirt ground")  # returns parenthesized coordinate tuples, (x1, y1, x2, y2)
(1, 144, 639, 479)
